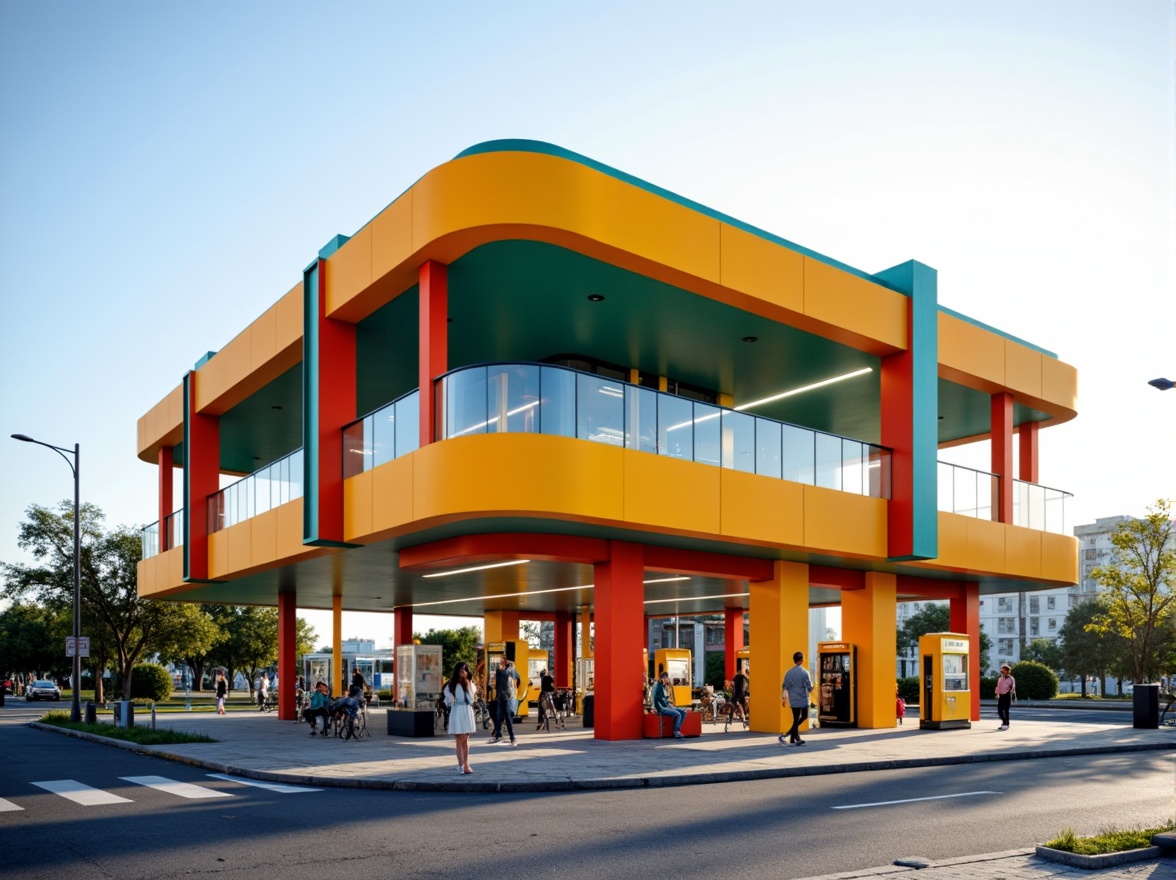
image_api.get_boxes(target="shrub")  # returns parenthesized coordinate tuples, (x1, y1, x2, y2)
(1010, 660, 1058, 700)
(704, 651, 727, 689)
(980, 675, 998, 697)
(129, 663, 174, 702)
(898, 677, 920, 704)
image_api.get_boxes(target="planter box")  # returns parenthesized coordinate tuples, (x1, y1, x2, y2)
(1035, 845, 1161, 870)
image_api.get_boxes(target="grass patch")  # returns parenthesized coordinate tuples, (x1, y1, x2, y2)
(1045, 823, 1174, 855)
(39, 710, 217, 746)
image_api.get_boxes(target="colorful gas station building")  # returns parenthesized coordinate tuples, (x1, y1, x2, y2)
(136, 140, 1078, 739)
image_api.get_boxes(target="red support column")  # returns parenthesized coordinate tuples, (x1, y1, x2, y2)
(394, 608, 414, 651)
(724, 608, 744, 680)
(184, 371, 219, 582)
(594, 541, 645, 741)
(950, 583, 981, 721)
(554, 611, 573, 689)
(278, 592, 297, 720)
(419, 261, 448, 448)
(1018, 421, 1039, 483)
(158, 446, 173, 552)
(991, 392, 1014, 524)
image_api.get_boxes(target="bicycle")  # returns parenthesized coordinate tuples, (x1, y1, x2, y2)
(537, 691, 564, 731)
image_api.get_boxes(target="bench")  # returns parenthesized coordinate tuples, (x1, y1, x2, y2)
(643, 711, 701, 738)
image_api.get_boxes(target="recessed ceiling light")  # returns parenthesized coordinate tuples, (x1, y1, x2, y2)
(587, 294, 605, 302)
(742, 336, 758, 343)
(271, 405, 283, 411)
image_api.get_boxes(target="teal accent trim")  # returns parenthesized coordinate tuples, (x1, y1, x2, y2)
(937, 305, 1057, 358)
(303, 538, 360, 549)
(318, 234, 350, 260)
(181, 372, 192, 581)
(877, 260, 939, 562)
(302, 262, 320, 544)
(194, 351, 218, 369)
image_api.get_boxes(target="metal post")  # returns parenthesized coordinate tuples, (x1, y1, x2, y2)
(72, 443, 81, 723)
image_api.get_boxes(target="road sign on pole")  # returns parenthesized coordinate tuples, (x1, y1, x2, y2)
(66, 636, 90, 658)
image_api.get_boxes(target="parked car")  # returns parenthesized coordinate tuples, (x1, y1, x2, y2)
(25, 680, 61, 701)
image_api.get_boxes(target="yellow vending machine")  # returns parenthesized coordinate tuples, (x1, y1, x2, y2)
(816, 641, 856, 727)
(918, 632, 971, 729)
(735, 648, 750, 677)
(654, 648, 692, 708)
(485, 640, 532, 719)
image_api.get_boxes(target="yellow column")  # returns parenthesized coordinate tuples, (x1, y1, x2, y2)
(842, 571, 897, 728)
(749, 560, 809, 734)
(332, 594, 343, 697)
(484, 610, 520, 643)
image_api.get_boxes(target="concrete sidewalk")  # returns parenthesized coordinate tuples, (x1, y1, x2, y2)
(794, 848, 1176, 880)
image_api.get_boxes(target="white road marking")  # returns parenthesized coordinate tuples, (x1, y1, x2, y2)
(832, 791, 1001, 810)
(0, 798, 24, 812)
(31, 780, 133, 806)
(206, 773, 322, 793)
(121, 775, 233, 799)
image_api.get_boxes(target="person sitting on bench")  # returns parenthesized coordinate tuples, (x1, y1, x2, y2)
(653, 671, 686, 738)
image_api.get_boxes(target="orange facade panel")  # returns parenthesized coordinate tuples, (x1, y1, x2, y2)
(939, 312, 1005, 392)
(802, 486, 887, 558)
(718, 223, 804, 316)
(622, 451, 722, 537)
(137, 384, 184, 462)
(1004, 339, 1043, 400)
(803, 258, 907, 353)
(719, 468, 805, 546)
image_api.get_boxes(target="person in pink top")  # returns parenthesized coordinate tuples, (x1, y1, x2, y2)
(995, 664, 1016, 730)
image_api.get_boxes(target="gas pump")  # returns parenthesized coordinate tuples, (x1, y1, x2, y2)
(654, 648, 692, 708)
(816, 641, 856, 727)
(918, 632, 971, 729)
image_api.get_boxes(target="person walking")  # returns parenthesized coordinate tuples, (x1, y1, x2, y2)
(256, 672, 269, 711)
(779, 651, 813, 746)
(537, 668, 555, 729)
(995, 663, 1016, 730)
(444, 662, 477, 774)
(653, 670, 687, 738)
(730, 669, 749, 727)
(490, 658, 520, 745)
(215, 673, 228, 715)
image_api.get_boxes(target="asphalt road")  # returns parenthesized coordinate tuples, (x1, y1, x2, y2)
(1, 703, 1168, 880)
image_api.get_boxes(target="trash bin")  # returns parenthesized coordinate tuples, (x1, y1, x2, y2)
(84, 702, 96, 724)
(582, 695, 594, 728)
(114, 700, 135, 729)
(1133, 683, 1159, 729)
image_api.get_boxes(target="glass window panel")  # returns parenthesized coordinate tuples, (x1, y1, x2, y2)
(396, 391, 419, 456)
(693, 402, 721, 466)
(290, 449, 304, 500)
(954, 467, 978, 518)
(341, 420, 366, 479)
(781, 424, 815, 485)
(937, 462, 954, 513)
(869, 446, 890, 499)
(255, 469, 272, 517)
(370, 405, 395, 468)
(841, 439, 866, 495)
(657, 394, 694, 460)
(487, 364, 540, 433)
(755, 418, 782, 478)
(721, 410, 755, 472)
(577, 373, 625, 446)
(444, 367, 489, 438)
(539, 366, 576, 437)
(626, 386, 658, 453)
(814, 432, 842, 490)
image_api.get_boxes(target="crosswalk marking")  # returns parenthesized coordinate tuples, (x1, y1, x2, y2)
(0, 798, 24, 812)
(32, 780, 133, 806)
(121, 776, 233, 799)
(206, 773, 322, 793)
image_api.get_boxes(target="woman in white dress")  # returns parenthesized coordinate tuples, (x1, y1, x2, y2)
(444, 662, 477, 774)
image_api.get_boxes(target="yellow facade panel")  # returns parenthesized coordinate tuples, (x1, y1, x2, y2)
(802, 486, 887, 558)
(138, 552, 188, 599)
(275, 500, 305, 560)
(274, 285, 303, 347)
(933, 512, 971, 570)
(1040, 356, 1078, 414)
(228, 520, 253, 575)
(939, 313, 1005, 390)
(371, 193, 415, 285)
(371, 456, 415, 535)
(1004, 341, 1042, 399)
(1004, 526, 1042, 579)
(719, 469, 805, 546)
(137, 384, 184, 461)
(250, 508, 279, 569)
(208, 530, 228, 580)
(343, 469, 374, 542)
(623, 452, 721, 536)
(194, 340, 250, 414)
(325, 224, 372, 315)
(964, 517, 1006, 572)
(718, 223, 804, 314)
(1040, 532, 1079, 584)
(802, 258, 907, 351)
(248, 300, 277, 375)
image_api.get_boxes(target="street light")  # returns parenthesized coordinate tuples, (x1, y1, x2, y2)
(1148, 378, 1174, 391)
(11, 433, 82, 722)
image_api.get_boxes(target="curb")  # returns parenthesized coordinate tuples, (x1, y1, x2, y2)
(28, 720, 1176, 794)
(1034, 844, 1163, 869)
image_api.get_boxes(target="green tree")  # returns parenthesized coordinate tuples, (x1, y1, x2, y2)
(0, 602, 70, 679)
(1022, 637, 1063, 671)
(149, 604, 223, 690)
(1088, 500, 1175, 683)
(415, 626, 481, 674)
(1058, 597, 1123, 696)
(897, 602, 991, 671)
(208, 606, 278, 698)
(1, 502, 201, 701)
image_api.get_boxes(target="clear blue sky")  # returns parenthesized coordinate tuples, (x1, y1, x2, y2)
(2, 2, 1173, 646)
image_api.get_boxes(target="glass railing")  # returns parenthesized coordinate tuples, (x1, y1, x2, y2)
(341, 390, 421, 478)
(208, 448, 304, 535)
(437, 363, 891, 498)
(937, 462, 996, 521)
(141, 521, 159, 559)
(1013, 479, 1071, 535)
(166, 509, 185, 550)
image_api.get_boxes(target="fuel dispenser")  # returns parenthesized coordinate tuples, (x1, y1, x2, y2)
(654, 648, 692, 708)
(918, 632, 971, 729)
(816, 641, 856, 727)
(484, 639, 532, 719)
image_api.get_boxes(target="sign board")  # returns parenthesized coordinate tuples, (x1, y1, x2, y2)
(65, 636, 90, 658)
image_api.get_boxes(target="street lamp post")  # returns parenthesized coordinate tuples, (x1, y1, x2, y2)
(11, 434, 82, 723)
